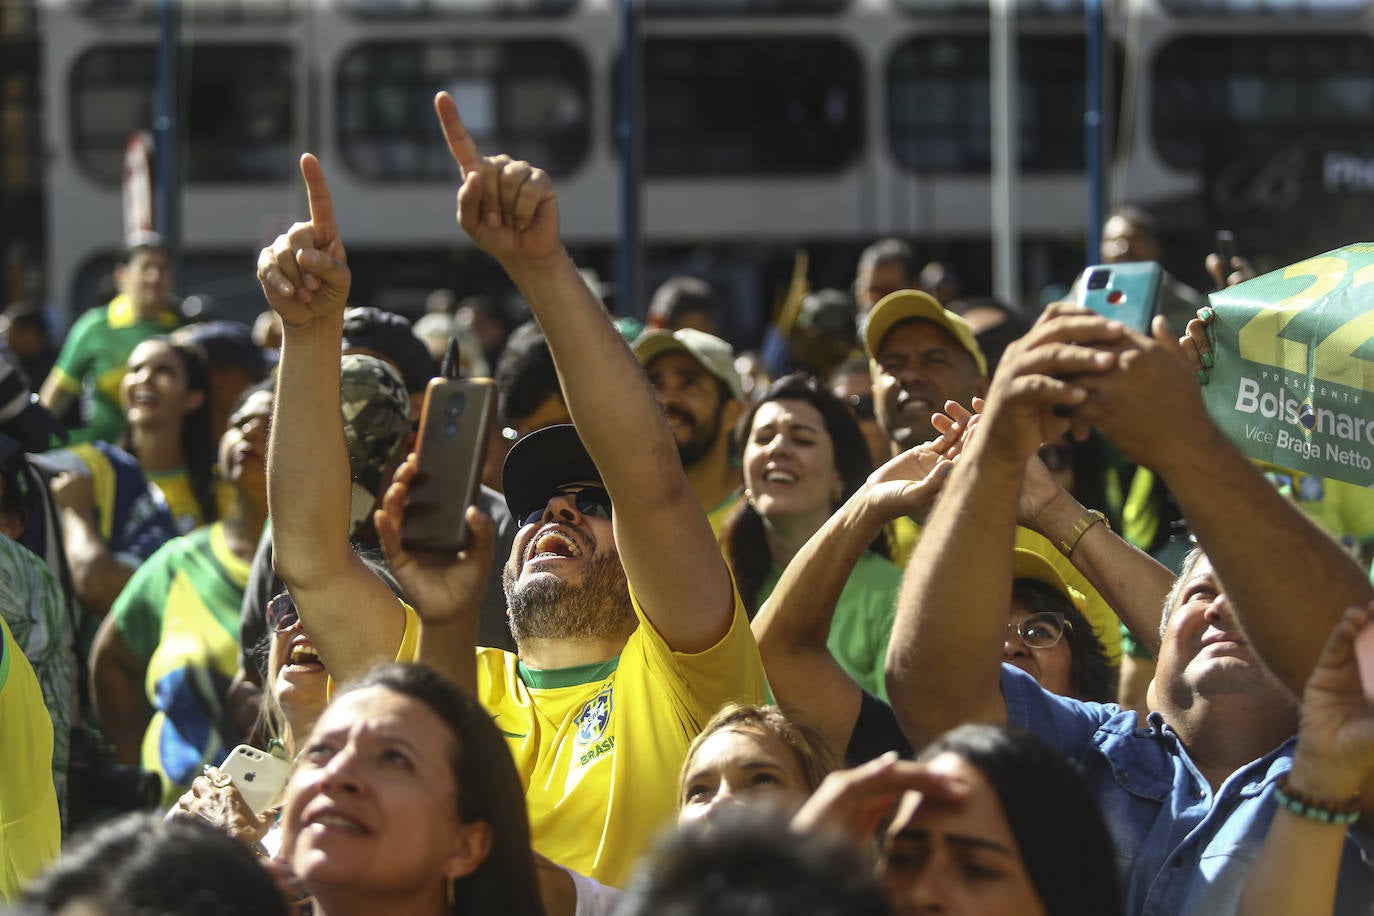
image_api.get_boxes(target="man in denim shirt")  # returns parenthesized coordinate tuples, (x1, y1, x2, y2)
(887, 304, 1374, 914)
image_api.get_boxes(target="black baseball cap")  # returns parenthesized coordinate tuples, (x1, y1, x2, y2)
(0, 356, 65, 452)
(502, 424, 602, 523)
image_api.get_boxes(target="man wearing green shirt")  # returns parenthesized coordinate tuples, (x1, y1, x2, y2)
(40, 234, 181, 445)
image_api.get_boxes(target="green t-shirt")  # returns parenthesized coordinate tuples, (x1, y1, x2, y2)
(757, 550, 902, 700)
(49, 295, 181, 445)
(111, 522, 250, 806)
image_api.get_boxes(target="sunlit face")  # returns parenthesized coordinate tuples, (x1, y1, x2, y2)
(266, 595, 327, 743)
(646, 351, 736, 468)
(121, 340, 202, 430)
(1002, 598, 1074, 699)
(743, 399, 842, 535)
(217, 389, 273, 496)
(881, 752, 1046, 916)
(872, 321, 985, 452)
(281, 687, 489, 901)
(677, 726, 809, 829)
(1099, 215, 1159, 264)
(502, 481, 633, 644)
(856, 260, 911, 315)
(117, 248, 171, 316)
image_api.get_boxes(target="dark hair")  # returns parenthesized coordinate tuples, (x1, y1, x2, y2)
(338, 664, 545, 916)
(920, 725, 1122, 916)
(1011, 578, 1116, 703)
(616, 807, 892, 916)
(119, 337, 218, 525)
(648, 276, 718, 329)
(21, 811, 289, 916)
(494, 321, 562, 429)
(172, 320, 269, 380)
(721, 372, 886, 615)
(341, 307, 438, 395)
(1106, 204, 1159, 239)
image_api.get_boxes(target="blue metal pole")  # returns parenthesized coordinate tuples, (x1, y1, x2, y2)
(155, 0, 180, 273)
(616, 0, 642, 319)
(1085, 0, 1105, 266)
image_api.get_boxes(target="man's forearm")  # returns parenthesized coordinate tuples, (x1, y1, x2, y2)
(268, 317, 352, 589)
(1158, 424, 1373, 693)
(887, 439, 1020, 744)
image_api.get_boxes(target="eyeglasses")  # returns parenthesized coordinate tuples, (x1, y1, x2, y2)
(522, 485, 614, 527)
(1007, 612, 1070, 650)
(266, 592, 300, 633)
(842, 393, 875, 421)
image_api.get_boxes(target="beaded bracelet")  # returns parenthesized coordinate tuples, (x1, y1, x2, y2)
(1274, 773, 1362, 827)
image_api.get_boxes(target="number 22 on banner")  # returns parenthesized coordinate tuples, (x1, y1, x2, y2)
(1237, 254, 1374, 389)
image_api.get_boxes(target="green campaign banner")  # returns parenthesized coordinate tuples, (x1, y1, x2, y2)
(1204, 243, 1374, 487)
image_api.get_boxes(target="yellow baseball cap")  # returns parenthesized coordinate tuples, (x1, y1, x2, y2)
(862, 289, 988, 377)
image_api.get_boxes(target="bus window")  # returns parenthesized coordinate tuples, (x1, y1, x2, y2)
(336, 40, 590, 179)
(643, 0, 848, 15)
(626, 37, 863, 176)
(69, 44, 294, 184)
(887, 35, 1120, 173)
(1152, 36, 1374, 170)
(1157, 0, 1365, 16)
(76, 0, 294, 22)
(337, 0, 576, 16)
(892, 0, 1084, 15)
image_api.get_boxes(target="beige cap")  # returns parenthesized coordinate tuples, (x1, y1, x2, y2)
(633, 328, 744, 402)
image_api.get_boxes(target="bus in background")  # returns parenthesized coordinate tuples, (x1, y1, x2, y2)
(31, 0, 1374, 347)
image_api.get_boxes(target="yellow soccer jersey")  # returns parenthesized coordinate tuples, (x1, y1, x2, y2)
(0, 615, 60, 900)
(477, 583, 767, 888)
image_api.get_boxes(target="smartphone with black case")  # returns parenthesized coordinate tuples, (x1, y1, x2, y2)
(401, 376, 495, 553)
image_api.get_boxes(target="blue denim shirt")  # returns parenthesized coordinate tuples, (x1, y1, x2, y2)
(1002, 664, 1374, 915)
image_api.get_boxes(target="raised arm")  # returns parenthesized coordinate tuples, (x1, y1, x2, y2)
(374, 453, 495, 695)
(435, 93, 730, 652)
(1238, 603, 1374, 915)
(1084, 316, 1374, 695)
(260, 154, 405, 683)
(885, 307, 1122, 746)
(754, 434, 954, 754)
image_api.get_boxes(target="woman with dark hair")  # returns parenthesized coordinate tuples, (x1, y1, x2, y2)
(882, 724, 1122, 915)
(91, 379, 274, 806)
(117, 336, 218, 532)
(1006, 553, 1115, 704)
(793, 724, 1120, 916)
(278, 663, 545, 916)
(20, 811, 289, 916)
(721, 372, 899, 697)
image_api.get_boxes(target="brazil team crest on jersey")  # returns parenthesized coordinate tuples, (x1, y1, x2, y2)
(574, 687, 613, 745)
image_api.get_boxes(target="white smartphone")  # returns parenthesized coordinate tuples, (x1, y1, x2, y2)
(219, 744, 293, 815)
(1356, 621, 1374, 703)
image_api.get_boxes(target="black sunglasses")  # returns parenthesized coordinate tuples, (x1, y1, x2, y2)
(522, 485, 614, 527)
(266, 592, 300, 633)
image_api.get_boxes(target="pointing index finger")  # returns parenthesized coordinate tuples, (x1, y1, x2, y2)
(299, 153, 338, 242)
(434, 91, 483, 176)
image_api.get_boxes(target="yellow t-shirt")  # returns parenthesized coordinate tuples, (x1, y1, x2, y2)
(887, 516, 1122, 663)
(476, 584, 767, 888)
(0, 615, 60, 900)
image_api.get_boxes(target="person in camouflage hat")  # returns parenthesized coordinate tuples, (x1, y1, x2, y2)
(339, 353, 410, 538)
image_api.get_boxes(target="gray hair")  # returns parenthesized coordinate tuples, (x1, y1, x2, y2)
(1159, 546, 1208, 640)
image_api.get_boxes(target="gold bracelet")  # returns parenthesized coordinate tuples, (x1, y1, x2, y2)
(1057, 510, 1108, 557)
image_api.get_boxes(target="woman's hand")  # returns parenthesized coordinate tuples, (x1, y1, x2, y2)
(170, 766, 272, 847)
(791, 752, 966, 848)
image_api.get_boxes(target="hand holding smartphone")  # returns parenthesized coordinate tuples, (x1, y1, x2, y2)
(401, 355, 495, 553)
(218, 744, 293, 814)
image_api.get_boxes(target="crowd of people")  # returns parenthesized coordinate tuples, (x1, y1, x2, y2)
(1, 89, 1373, 916)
